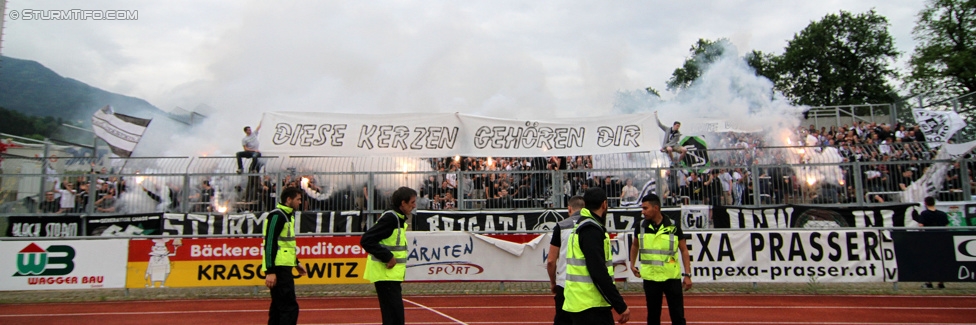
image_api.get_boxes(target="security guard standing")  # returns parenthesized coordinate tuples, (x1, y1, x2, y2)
(361, 187, 417, 325)
(262, 187, 308, 325)
(546, 195, 585, 325)
(563, 188, 631, 324)
(628, 194, 691, 325)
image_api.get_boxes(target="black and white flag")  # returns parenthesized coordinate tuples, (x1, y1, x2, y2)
(91, 105, 152, 157)
(912, 109, 966, 147)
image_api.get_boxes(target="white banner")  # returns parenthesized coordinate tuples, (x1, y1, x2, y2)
(91, 105, 151, 157)
(912, 109, 966, 147)
(0, 239, 129, 290)
(943, 140, 976, 159)
(902, 146, 952, 204)
(403, 232, 632, 281)
(260, 112, 658, 157)
(679, 230, 894, 283)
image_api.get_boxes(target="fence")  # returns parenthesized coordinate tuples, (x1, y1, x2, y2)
(1, 146, 973, 217)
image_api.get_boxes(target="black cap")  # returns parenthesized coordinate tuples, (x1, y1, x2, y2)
(583, 187, 607, 208)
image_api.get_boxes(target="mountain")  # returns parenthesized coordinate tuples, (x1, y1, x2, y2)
(0, 55, 168, 124)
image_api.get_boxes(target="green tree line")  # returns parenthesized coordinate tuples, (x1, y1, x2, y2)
(656, 0, 975, 112)
(0, 106, 66, 140)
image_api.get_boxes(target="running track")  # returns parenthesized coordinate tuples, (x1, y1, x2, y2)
(2, 294, 975, 324)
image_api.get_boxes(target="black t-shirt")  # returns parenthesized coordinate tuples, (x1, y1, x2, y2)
(918, 209, 949, 227)
(39, 200, 61, 213)
(549, 223, 562, 247)
(633, 216, 684, 241)
(687, 180, 704, 200)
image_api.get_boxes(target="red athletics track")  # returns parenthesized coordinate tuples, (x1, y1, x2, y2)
(1, 294, 975, 325)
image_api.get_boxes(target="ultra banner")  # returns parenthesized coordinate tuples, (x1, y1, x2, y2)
(6, 215, 82, 237)
(85, 213, 163, 236)
(713, 204, 917, 229)
(259, 112, 655, 157)
(414, 206, 709, 232)
(126, 236, 369, 288)
(162, 211, 362, 235)
(671, 229, 896, 283)
(0, 239, 129, 290)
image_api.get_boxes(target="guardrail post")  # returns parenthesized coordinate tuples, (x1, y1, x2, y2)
(366, 172, 375, 227)
(551, 170, 563, 209)
(86, 171, 97, 214)
(852, 161, 865, 205)
(655, 167, 664, 204)
(961, 160, 972, 202)
(457, 170, 467, 210)
(750, 165, 761, 206)
(181, 174, 191, 214)
(35, 140, 52, 212)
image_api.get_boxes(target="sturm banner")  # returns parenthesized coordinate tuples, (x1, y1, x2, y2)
(713, 204, 917, 229)
(912, 109, 966, 147)
(413, 207, 706, 232)
(162, 211, 361, 236)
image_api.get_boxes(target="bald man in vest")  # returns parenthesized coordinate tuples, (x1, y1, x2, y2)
(547, 195, 586, 325)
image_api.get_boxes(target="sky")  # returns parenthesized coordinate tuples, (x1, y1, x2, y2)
(1, 0, 928, 156)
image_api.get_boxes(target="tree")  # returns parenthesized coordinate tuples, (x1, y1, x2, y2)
(644, 86, 662, 98)
(906, 0, 976, 107)
(0, 106, 61, 139)
(666, 38, 733, 91)
(744, 50, 780, 84)
(776, 10, 900, 107)
(664, 39, 783, 93)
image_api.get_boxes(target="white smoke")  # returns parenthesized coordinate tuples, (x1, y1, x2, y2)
(605, 42, 847, 196)
(613, 42, 802, 138)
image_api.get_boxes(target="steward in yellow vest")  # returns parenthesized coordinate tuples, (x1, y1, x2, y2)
(360, 186, 417, 325)
(628, 194, 691, 325)
(261, 187, 307, 325)
(562, 188, 631, 325)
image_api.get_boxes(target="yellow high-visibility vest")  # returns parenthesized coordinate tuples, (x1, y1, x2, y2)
(637, 220, 681, 281)
(364, 210, 408, 282)
(562, 209, 613, 313)
(262, 204, 297, 272)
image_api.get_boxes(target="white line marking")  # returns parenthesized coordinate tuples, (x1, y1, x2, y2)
(403, 298, 468, 325)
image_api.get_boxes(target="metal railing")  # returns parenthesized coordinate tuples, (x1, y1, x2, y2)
(2, 153, 972, 217)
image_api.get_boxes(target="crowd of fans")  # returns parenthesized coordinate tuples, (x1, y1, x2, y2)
(685, 121, 975, 206)
(34, 166, 128, 214)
